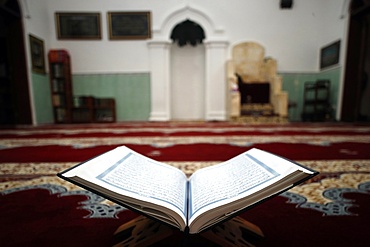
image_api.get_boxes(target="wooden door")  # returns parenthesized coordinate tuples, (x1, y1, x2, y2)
(0, 1, 32, 125)
(341, 1, 370, 122)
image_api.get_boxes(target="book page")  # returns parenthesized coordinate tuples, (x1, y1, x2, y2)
(62, 146, 188, 220)
(188, 148, 310, 223)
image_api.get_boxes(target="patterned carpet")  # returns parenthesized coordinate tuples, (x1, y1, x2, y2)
(2, 159, 370, 217)
(1, 122, 370, 246)
(1, 122, 370, 215)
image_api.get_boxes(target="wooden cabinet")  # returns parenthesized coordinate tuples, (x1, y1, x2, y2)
(94, 98, 116, 122)
(72, 96, 116, 123)
(72, 96, 94, 123)
(48, 50, 73, 123)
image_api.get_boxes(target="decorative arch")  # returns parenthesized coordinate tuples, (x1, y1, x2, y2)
(148, 4, 229, 121)
(152, 4, 224, 41)
(170, 19, 205, 47)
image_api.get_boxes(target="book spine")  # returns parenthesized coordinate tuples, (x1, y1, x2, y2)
(186, 180, 190, 227)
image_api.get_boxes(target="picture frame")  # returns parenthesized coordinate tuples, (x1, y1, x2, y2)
(29, 34, 45, 74)
(320, 40, 340, 70)
(55, 12, 101, 40)
(108, 12, 151, 40)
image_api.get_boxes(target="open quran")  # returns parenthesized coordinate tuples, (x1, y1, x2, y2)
(58, 146, 318, 234)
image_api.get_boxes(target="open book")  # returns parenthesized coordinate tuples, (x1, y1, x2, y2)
(58, 146, 318, 234)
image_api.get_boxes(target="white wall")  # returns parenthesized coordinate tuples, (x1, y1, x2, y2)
(316, 0, 349, 68)
(18, 0, 350, 122)
(20, 0, 349, 74)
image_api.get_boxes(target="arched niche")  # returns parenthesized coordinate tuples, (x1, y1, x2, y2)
(148, 4, 229, 121)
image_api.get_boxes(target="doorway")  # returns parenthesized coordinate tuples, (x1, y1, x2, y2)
(341, 0, 370, 122)
(170, 44, 205, 120)
(169, 19, 206, 121)
(0, 0, 31, 125)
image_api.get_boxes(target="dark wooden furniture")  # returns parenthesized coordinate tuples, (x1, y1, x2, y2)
(48, 50, 73, 123)
(72, 96, 95, 123)
(94, 98, 116, 122)
(301, 80, 331, 121)
(72, 96, 116, 123)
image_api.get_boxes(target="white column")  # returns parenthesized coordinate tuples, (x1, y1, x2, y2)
(148, 41, 171, 121)
(204, 40, 229, 121)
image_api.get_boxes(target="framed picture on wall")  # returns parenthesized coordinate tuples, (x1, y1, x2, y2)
(55, 12, 101, 40)
(320, 40, 340, 70)
(29, 34, 46, 74)
(108, 12, 151, 40)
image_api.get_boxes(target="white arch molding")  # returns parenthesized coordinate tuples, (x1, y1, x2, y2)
(148, 4, 229, 121)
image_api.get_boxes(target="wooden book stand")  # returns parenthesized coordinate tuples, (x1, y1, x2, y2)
(113, 215, 264, 247)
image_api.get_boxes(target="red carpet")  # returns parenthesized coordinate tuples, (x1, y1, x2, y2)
(0, 142, 369, 162)
(1, 122, 370, 246)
